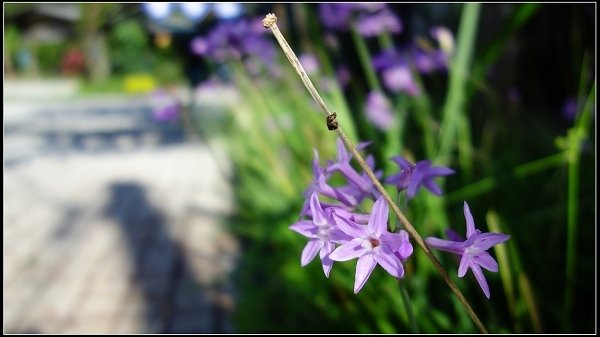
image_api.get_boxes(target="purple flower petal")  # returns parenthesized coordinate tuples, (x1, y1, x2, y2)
(425, 237, 465, 255)
(301, 239, 324, 266)
(395, 230, 413, 259)
(336, 137, 349, 163)
(445, 228, 464, 242)
(470, 263, 491, 299)
(309, 192, 327, 226)
(472, 232, 510, 250)
(289, 220, 318, 237)
(320, 241, 335, 277)
(425, 166, 455, 177)
(354, 254, 377, 293)
(384, 172, 402, 185)
(422, 179, 442, 196)
(380, 231, 405, 253)
(464, 201, 476, 237)
(474, 252, 499, 272)
(391, 156, 412, 170)
(374, 247, 404, 278)
(332, 212, 366, 238)
(367, 196, 389, 236)
(329, 239, 368, 261)
(458, 254, 470, 277)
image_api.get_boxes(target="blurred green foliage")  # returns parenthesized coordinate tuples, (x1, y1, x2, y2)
(35, 42, 68, 75)
(109, 19, 154, 74)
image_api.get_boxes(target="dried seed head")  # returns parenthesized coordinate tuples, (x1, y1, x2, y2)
(262, 13, 277, 28)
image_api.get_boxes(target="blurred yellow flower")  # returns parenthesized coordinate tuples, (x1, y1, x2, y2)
(123, 73, 157, 93)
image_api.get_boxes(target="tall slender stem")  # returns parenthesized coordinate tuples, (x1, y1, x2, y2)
(262, 13, 488, 334)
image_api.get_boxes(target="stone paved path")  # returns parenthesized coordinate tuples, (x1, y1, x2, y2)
(3, 83, 238, 333)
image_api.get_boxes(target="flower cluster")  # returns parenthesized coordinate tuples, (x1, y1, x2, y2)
(290, 137, 509, 297)
(319, 3, 402, 37)
(191, 17, 277, 76)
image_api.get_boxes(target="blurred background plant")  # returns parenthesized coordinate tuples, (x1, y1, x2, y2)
(3, 2, 595, 333)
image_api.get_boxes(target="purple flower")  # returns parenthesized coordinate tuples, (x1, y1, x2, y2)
(190, 18, 275, 66)
(562, 97, 578, 121)
(319, 3, 388, 31)
(299, 53, 320, 75)
(355, 9, 402, 37)
(373, 49, 404, 72)
(290, 192, 352, 277)
(336, 154, 383, 205)
(385, 156, 455, 200)
(190, 37, 209, 55)
(336, 65, 351, 88)
(425, 202, 510, 298)
(326, 138, 378, 205)
(365, 90, 395, 130)
(330, 196, 413, 293)
(151, 89, 180, 122)
(430, 26, 454, 56)
(382, 64, 420, 96)
(302, 149, 358, 214)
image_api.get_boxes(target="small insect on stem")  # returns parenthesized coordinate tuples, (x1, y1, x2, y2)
(326, 113, 338, 130)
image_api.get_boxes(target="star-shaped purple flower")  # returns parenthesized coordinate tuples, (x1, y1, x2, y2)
(425, 202, 510, 298)
(290, 192, 352, 277)
(301, 149, 358, 217)
(329, 196, 412, 293)
(385, 155, 455, 200)
(325, 138, 378, 204)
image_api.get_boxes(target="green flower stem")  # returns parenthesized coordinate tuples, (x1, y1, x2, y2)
(378, 31, 395, 50)
(437, 3, 480, 166)
(350, 23, 382, 92)
(564, 83, 595, 324)
(263, 14, 488, 334)
(399, 281, 419, 333)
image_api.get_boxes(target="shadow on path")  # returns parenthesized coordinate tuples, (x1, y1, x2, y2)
(103, 182, 225, 333)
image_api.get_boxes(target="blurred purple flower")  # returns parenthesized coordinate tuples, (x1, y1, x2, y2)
(299, 53, 320, 75)
(151, 89, 180, 122)
(336, 65, 351, 88)
(425, 202, 510, 299)
(365, 90, 395, 130)
(190, 18, 275, 67)
(412, 48, 448, 74)
(382, 64, 420, 96)
(319, 3, 388, 32)
(430, 26, 454, 56)
(385, 155, 455, 200)
(373, 49, 404, 72)
(563, 97, 578, 121)
(329, 196, 412, 293)
(190, 37, 209, 55)
(507, 87, 521, 104)
(355, 9, 402, 37)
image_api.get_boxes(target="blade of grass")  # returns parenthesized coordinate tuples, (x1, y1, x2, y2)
(563, 81, 595, 327)
(486, 211, 516, 320)
(437, 3, 480, 168)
